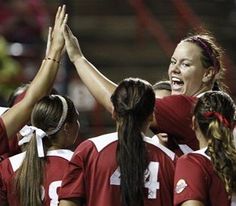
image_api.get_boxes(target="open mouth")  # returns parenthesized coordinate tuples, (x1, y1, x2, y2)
(171, 77, 184, 91)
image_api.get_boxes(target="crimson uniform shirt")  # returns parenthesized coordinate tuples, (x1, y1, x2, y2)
(59, 132, 175, 206)
(0, 117, 10, 158)
(152, 95, 199, 156)
(0, 149, 73, 206)
(174, 148, 235, 206)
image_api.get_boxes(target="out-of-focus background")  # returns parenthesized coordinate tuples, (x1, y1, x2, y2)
(1, 0, 236, 139)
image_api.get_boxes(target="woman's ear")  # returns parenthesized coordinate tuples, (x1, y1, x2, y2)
(63, 122, 69, 133)
(202, 67, 216, 83)
(148, 112, 155, 122)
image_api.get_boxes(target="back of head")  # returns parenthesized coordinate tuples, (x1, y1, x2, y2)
(110, 78, 155, 206)
(152, 80, 171, 98)
(15, 95, 78, 206)
(182, 33, 227, 92)
(7, 83, 29, 107)
(194, 91, 236, 195)
(31, 95, 76, 136)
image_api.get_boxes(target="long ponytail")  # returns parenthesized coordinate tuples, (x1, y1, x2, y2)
(194, 91, 236, 196)
(111, 78, 155, 206)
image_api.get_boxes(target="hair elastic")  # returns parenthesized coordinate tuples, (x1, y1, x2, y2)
(18, 125, 47, 157)
(203, 111, 230, 128)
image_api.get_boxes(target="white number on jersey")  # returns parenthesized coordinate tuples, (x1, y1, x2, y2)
(41, 180, 62, 206)
(110, 161, 160, 199)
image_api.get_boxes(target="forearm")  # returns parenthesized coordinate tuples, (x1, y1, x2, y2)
(3, 50, 61, 138)
(74, 57, 117, 113)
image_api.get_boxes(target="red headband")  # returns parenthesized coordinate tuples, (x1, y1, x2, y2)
(203, 111, 230, 128)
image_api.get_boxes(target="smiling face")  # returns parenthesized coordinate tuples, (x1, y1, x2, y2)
(168, 41, 209, 96)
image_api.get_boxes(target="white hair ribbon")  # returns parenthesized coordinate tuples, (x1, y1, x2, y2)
(18, 125, 34, 146)
(18, 125, 47, 158)
(35, 128, 47, 158)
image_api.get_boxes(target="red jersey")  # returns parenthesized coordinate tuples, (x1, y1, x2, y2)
(0, 117, 9, 158)
(0, 149, 73, 206)
(174, 148, 235, 206)
(59, 132, 175, 206)
(152, 95, 199, 156)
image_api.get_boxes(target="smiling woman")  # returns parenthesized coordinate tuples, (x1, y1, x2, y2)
(62, 25, 228, 156)
(169, 34, 225, 96)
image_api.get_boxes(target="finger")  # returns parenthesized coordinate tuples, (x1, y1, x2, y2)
(63, 25, 69, 39)
(66, 25, 74, 36)
(58, 5, 66, 25)
(62, 13, 68, 27)
(47, 27, 52, 42)
(46, 27, 52, 56)
(55, 6, 61, 23)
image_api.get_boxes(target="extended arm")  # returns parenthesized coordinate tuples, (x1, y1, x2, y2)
(63, 25, 116, 113)
(2, 5, 67, 138)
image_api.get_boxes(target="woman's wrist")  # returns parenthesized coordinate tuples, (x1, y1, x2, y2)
(73, 55, 85, 65)
(44, 57, 60, 64)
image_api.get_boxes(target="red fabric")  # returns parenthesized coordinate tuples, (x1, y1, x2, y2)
(0, 150, 73, 206)
(59, 133, 175, 206)
(0, 118, 9, 157)
(174, 152, 231, 206)
(152, 95, 199, 156)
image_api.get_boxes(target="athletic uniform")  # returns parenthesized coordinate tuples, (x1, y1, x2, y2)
(0, 149, 73, 206)
(174, 148, 235, 206)
(59, 132, 175, 206)
(0, 118, 10, 158)
(152, 95, 199, 156)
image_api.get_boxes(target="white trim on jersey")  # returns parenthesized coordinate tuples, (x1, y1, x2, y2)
(9, 152, 26, 172)
(0, 107, 9, 116)
(47, 149, 74, 161)
(90, 132, 176, 161)
(192, 147, 210, 160)
(89, 132, 118, 152)
(145, 136, 175, 161)
(231, 193, 236, 206)
(9, 149, 73, 172)
(178, 144, 194, 154)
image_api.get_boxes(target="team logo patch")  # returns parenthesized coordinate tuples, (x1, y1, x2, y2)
(175, 179, 187, 194)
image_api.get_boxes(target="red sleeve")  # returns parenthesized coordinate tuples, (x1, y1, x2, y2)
(59, 141, 93, 200)
(0, 160, 8, 204)
(0, 118, 9, 157)
(174, 155, 208, 206)
(152, 95, 199, 152)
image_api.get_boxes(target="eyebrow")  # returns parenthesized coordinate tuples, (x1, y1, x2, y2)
(171, 57, 193, 62)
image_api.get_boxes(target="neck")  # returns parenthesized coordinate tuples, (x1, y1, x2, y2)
(192, 84, 212, 97)
(197, 134, 209, 149)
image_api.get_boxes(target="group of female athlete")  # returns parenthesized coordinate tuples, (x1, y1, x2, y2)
(0, 5, 235, 206)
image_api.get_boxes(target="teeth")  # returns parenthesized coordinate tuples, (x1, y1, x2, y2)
(172, 77, 181, 82)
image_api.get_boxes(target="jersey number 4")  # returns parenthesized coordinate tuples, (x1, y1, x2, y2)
(110, 161, 160, 199)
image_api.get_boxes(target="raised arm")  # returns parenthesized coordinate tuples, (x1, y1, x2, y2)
(2, 5, 68, 138)
(63, 25, 116, 113)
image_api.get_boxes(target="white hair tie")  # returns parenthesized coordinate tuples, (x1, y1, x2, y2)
(34, 127, 47, 157)
(18, 125, 34, 146)
(18, 125, 47, 157)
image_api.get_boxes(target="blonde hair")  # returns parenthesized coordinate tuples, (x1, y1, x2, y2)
(194, 91, 236, 196)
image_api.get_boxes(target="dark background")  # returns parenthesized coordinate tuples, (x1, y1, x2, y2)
(1, 0, 236, 139)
